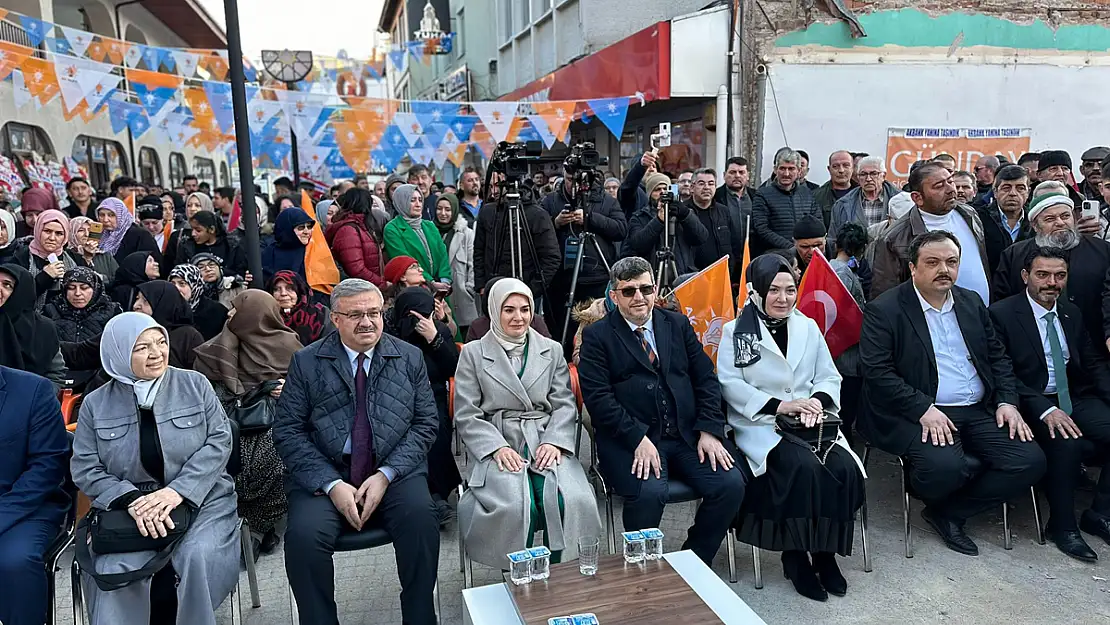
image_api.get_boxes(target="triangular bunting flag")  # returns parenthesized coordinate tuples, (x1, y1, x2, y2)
(142, 46, 166, 71)
(11, 69, 32, 110)
(405, 41, 425, 62)
(123, 44, 144, 68)
(432, 145, 449, 168)
(471, 101, 519, 143)
(371, 144, 401, 173)
(392, 112, 423, 147)
(387, 48, 407, 73)
(421, 123, 449, 149)
(20, 56, 59, 105)
(18, 16, 48, 48)
(53, 55, 116, 116)
(274, 90, 326, 139)
(0, 42, 33, 81)
(408, 145, 434, 166)
(527, 114, 558, 149)
(532, 101, 574, 145)
(202, 81, 237, 133)
(85, 40, 106, 62)
(103, 39, 129, 65)
(171, 50, 200, 77)
(448, 115, 478, 143)
(587, 97, 630, 140)
(411, 101, 459, 132)
(87, 72, 121, 112)
(247, 96, 283, 134)
(58, 26, 93, 58)
(128, 69, 183, 122)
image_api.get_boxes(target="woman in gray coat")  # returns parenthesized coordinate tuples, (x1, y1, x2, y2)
(455, 278, 601, 568)
(70, 312, 240, 625)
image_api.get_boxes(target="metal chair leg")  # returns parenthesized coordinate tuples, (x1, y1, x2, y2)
(288, 585, 299, 625)
(240, 521, 261, 608)
(71, 558, 86, 625)
(899, 457, 913, 559)
(457, 485, 467, 574)
(751, 546, 763, 590)
(861, 491, 872, 573)
(434, 581, 442, 625)
(862, 443, 872, 468)
(1003, 503, 1013, 550)
(464, 544, 474, 590)
(605, 490, 616, 555)
(230, 580, 243, 625)
(1031, 486, 1046, 545)
(726, 529, 737, 584)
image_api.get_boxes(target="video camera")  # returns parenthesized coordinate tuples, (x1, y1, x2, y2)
(489, 140, 544, 183)
(563, 142, 603, 173)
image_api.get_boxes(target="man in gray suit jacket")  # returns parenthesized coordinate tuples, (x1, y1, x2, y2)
(274, 279, 440, 625)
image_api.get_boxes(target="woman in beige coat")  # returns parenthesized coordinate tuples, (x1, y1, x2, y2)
(455, 278, 601, 568)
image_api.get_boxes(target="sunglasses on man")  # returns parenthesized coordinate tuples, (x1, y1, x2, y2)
(615, 284, 656, 298)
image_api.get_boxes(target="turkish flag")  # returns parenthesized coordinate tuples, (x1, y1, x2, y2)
(797, 250, 863, 359)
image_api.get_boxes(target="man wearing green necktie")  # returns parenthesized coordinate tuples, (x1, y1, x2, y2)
(989, 246, 1110, 563)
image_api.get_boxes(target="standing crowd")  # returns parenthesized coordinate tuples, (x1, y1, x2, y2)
(2, 143, 1110, 624)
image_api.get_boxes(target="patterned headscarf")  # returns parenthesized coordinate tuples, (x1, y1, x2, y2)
(53, 266, 107, 321)
(190, 252, 225, 301)
(168, 263, 205, 310)
(96, 198, 133, 255)
(68, 216, 93, 251)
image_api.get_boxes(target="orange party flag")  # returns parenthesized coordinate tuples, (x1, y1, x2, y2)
(735, 215, 751, 310)
(124, 192, 136, 215)
(301, 190, 339, 294)
(532, 101, 574, 142)
(673, 256, 736, 364)
(104, 39, 130, 65)
(0, 41, 32, 81)
(20, 56, 59, 105)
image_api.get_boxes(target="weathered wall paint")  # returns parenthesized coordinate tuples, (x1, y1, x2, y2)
(774, 8, 1110, 52)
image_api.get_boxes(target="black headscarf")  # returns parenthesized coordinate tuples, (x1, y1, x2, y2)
(393, 287, 436, 343)
(0, 264, 59, 375)
(161, 190, 185, 218)
(137, 280, 194, 330)
(53, 266, 110, 321)
(731, 254, 795, 368)
(113, 251, 154, 288)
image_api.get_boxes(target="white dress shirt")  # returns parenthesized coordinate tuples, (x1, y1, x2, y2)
(919, 210, 991, 306)
(626, 316, 658, 354)
(1028, 293, 1070, 420)
(914, 286, 986, 406)
(324, 343, 394, 493)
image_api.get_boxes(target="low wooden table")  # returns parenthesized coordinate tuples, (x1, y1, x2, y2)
(462, 550, 767, 625)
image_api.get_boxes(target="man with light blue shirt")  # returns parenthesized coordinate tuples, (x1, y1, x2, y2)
(861, 231, 1045, 557)
(274, 278, 440, 625)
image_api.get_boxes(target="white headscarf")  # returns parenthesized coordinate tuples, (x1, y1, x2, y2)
(100, 312, 171, 408)
(0, 209, 15, 249)
(487, 278, 534, 371)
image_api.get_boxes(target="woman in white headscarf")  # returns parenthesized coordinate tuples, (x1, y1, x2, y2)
(454, 278, 601, 569)
(70, 312, 240, 625)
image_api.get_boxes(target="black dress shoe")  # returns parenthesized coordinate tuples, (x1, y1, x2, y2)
(921, 508, 978, 556)
(1047, 528, 1098, 563)
(781, 551, 828, 602)
(260, 529, 281, 554)
(811, 552, 847, 596)
(1080, 510, 1110, 546)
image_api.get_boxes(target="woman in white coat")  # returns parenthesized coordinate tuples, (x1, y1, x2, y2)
(454, 278, 601, 568)
(718, 254, 865, 603)
(433, 193, 479, 330)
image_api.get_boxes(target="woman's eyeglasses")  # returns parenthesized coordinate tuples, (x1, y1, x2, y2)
(616, 285, 656, 298)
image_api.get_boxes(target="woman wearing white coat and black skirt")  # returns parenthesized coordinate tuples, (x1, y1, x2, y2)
(718, 254, 865, 603)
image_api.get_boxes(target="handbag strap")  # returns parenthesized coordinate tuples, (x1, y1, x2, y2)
(74, 513, 186, 592)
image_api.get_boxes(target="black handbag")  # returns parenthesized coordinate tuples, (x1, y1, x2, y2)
(775, 412, 842, 464)
(230, 380, 281, 435)
(75, 504, 195, 591)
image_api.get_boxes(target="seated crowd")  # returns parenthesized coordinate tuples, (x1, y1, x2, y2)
(1, 145, 1110, 624)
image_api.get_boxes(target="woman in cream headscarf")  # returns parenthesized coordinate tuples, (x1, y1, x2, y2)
(454, 278, 600, 569)
(383, 183, 452, 288)
(71, 312, 240, 624)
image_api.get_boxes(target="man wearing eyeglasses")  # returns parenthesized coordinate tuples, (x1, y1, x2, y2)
(826, 156, 901, 256)
(578, 256, 746, 565)
(274, 278, 441, 625)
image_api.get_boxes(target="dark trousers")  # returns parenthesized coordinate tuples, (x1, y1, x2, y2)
(428, 392, 463, 501)
(1032, 395, 1110, 532)
(903, 403, 1046, 523)
(0, 514, 57, 625)
(284, 475, 440, 625)
(611, 436, 747, 564)
(840, 376, 863, 447)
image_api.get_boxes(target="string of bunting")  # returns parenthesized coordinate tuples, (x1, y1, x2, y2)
(1, 39, 637, 178)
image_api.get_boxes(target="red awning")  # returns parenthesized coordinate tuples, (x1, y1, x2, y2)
(499, 21, 670, 103)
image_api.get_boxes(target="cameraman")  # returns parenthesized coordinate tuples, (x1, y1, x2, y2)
(542, 165, 628, 347)
(473, 174, 561, 305)
(622, 169, 709, 277)
(617, 151, 659, 220)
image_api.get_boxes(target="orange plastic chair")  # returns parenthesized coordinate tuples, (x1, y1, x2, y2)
(568, 364, 583, 411)
(60, 389, 82, 426)
(448, 377, 455, 418)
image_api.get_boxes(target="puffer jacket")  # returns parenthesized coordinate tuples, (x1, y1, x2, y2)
(43, 296, 121, 343)
(272, 332, 439, 493)
(324, 212, 386, 288)
(541, 182, 628, 286)
(750, 181, 820, 256)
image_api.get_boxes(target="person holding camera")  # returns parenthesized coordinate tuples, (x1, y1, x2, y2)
(541, 165, 627, 350)
(473, 175, 560, 305)
(622, 154, 710, 279)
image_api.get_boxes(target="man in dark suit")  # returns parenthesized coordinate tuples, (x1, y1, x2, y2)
(974, 164, 1034, 275)
(0, 367, 69, 625)
(992, 188, 1110, 357)
(989, 246, 1110, 562)
(578, 256, 746, 565)
(274, 279, 440, 625)
(860, 231, 1046, 556)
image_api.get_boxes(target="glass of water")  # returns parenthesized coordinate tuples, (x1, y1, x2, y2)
(508, 550, 533, 585)
(578, 535, 600, 575)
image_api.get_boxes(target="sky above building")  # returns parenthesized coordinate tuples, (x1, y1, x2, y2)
(197, 0, 385, 60)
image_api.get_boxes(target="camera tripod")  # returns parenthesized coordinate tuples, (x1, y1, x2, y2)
(654, 195, 680, 298)
(558, 175, 613, 346)
(495, 183, 550, 308)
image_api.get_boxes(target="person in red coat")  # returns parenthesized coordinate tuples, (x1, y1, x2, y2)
(324, 188, 386, 288)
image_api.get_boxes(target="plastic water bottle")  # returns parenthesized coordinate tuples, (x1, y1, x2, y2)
(641, 528, 664, 560)
(508, 550, 533, 585)
(622, 531, 645, 563)
(528, 546, 552, 580)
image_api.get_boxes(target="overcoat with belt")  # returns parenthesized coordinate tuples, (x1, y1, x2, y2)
(454, 330, 601, 568)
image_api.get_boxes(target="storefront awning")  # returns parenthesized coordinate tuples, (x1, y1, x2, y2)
(499, 22, 670, 103)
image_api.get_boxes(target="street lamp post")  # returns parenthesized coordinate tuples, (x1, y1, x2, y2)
(222, 0, 263, 288)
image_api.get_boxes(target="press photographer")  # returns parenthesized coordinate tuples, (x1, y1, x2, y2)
(473, 142, 561, 304)
(542, 143, 627, 350)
